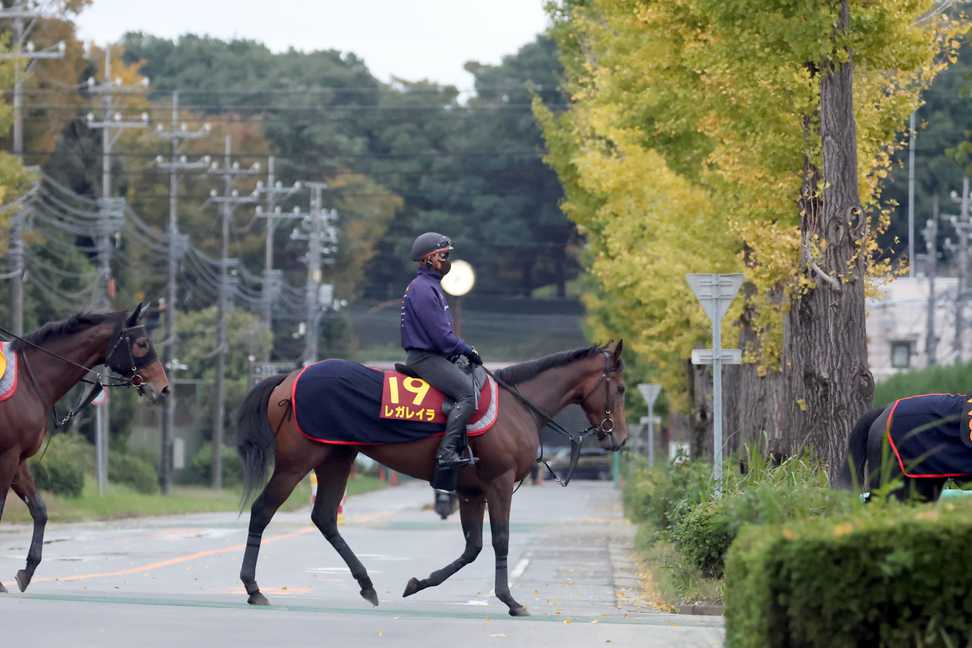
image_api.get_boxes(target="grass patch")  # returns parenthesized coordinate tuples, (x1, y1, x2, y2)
(2, 474, 385, 524)
(634, 522, 723, 610)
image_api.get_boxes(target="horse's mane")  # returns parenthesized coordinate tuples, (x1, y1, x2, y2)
(11, 312, 119, 352)
(495, 345, 604, 386)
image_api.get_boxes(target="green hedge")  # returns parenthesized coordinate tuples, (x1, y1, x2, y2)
(29, 433, 89, 497)
(109, 452, 159, 494)
(725, 502, 972, 647)
(873, 360, 972, 406)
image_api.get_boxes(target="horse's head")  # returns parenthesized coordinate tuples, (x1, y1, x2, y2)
(577, 340, 628, 451)
(106, 303, 170, 402)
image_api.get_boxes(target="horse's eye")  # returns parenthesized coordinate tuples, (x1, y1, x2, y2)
(617, 384, 626, 394)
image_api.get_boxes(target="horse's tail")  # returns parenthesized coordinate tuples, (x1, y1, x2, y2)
(840, 406, 885, 491)
(237, 373, 289, 510)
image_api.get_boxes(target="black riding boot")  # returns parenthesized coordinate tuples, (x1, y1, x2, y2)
(436, 398, 476, 468)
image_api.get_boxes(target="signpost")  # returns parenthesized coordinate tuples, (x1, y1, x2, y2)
(637, 383, 661, 466)
(687, 273, 744, 494)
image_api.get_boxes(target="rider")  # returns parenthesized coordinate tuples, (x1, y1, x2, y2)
(401, 232, 482, 468)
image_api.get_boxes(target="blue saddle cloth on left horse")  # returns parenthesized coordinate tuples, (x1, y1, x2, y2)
(886, 393, 972, 478)
(292, 358, 498, 446)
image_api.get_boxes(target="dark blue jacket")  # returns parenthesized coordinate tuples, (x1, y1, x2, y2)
(400, 267, 471, 357)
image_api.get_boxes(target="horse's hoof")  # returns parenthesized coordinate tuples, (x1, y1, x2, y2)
(15, 570, 30, 593)
(508, 605, 530, 617)
(247, 591, 270, 606)
(402, 577, 421, 598)
(361, 587, 379, 607)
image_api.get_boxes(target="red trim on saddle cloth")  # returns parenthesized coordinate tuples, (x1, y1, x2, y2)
(885, 394, 972, 479)
(290, 364, 499, 447)
(0, 343, 19, 402)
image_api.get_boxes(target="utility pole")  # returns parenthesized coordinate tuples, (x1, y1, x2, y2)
(908, 111, 917, 278)
(85, 45, 150, 307)
(301, 182, 337, 366)
(948, 177, 971, 363)
(254, 156, 302, 342)
(207, 136, 259, 489)
(85, 45, 149, 485)
(154, 91, 210, 494)
(0, 1, 66, 335)
(923, 196, 939, 367)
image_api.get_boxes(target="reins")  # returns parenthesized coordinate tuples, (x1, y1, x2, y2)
(484, 354, 618, 488)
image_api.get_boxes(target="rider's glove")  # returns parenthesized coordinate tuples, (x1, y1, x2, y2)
(464, 347, 483, 366)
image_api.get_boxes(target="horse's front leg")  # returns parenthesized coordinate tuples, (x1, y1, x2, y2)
(11, 462, 47, 592)
(0, 448, 22, 594)
(403, 491, 485, 597)
(486, 473, 527, 616)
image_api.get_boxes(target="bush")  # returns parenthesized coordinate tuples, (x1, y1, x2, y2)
(725, 501, 972, 647)
(29, 433, 89, 497)
(622, 457, 712, 531)
(190, 443, 242, 487)
(109, 452, 159, 494)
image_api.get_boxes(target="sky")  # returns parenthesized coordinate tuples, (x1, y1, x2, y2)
(74, 1, 551, 90)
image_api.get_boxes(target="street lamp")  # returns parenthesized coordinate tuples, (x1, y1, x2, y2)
(441, 259, 475, 337)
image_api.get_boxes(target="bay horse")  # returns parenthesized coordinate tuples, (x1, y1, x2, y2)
(235, 341, 628, 616)
(0, 304, 169, 593)
(843, 397, 971, 502)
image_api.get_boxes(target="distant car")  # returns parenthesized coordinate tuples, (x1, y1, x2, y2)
(547, 445, 613, 481)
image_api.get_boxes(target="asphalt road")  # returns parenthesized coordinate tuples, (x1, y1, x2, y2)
(0, 479, 724, 647)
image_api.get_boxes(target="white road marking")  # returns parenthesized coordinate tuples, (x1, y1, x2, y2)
(510, 558, 530, 583)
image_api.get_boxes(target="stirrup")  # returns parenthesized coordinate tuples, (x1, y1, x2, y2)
(437, 445, 478, 468)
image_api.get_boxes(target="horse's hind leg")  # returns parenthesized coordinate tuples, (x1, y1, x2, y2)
(486, 474, 528, 617)
(403, 492, 485, 598)
(11, 462, 47, 592)
(239, 467, 306, 606)
(311, 449, 379, 607)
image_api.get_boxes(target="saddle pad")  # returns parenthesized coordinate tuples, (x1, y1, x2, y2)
(886, 394, 972, 478)
(379, 370, 495, 432)
(293, 359, 499, 446)
(0, 342, 19, 402)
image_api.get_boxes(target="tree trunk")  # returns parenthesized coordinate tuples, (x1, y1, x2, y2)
(687, 359, 712, 461)
(725, 284, 786, 459)
(781, 0, 874, 481)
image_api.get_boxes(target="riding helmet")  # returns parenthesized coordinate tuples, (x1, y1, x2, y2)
(410, 232, 453, 261)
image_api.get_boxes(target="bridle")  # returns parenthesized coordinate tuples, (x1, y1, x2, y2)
(578, 351, 619, 448)
(484, 349, 624, 487)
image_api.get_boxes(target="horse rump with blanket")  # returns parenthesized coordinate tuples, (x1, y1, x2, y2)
(844, 392, 972, 501)
(235, 342, 628, 616)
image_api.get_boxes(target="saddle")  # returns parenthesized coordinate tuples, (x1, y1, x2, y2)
(393, 361, 488, 414)
(0, 342, 19, 402)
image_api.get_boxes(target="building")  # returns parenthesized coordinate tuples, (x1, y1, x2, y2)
(866, 275, 959, 381)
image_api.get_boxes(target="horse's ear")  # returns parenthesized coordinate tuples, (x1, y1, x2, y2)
(612, 339, 624, 364)
(127, 302, 144, 327)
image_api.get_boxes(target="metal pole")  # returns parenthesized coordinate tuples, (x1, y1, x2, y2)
(926, 197, 939, 367)
(712, 307, 723, 494)
(95, 404, 105, 495)
(303, 184, 324, 365)
(908, 111, 916, 278)
(212, 135, 231, 490)
(160, 91, 179, 494)
(647, 401, 655, 466)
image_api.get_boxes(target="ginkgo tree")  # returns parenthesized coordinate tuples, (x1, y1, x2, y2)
(539, 0, 967, 476)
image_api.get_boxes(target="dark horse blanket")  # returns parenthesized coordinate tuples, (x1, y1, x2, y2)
(292, 359, 498, 446)
(886, 393, 972, 478)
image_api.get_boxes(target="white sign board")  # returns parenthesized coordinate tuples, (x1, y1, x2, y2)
(691, 349, 742, 365)
(686, 273, 744, 324)
(637, 383, 661, 408)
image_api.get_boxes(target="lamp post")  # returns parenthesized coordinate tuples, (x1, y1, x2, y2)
(440, 259, 476, 336)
